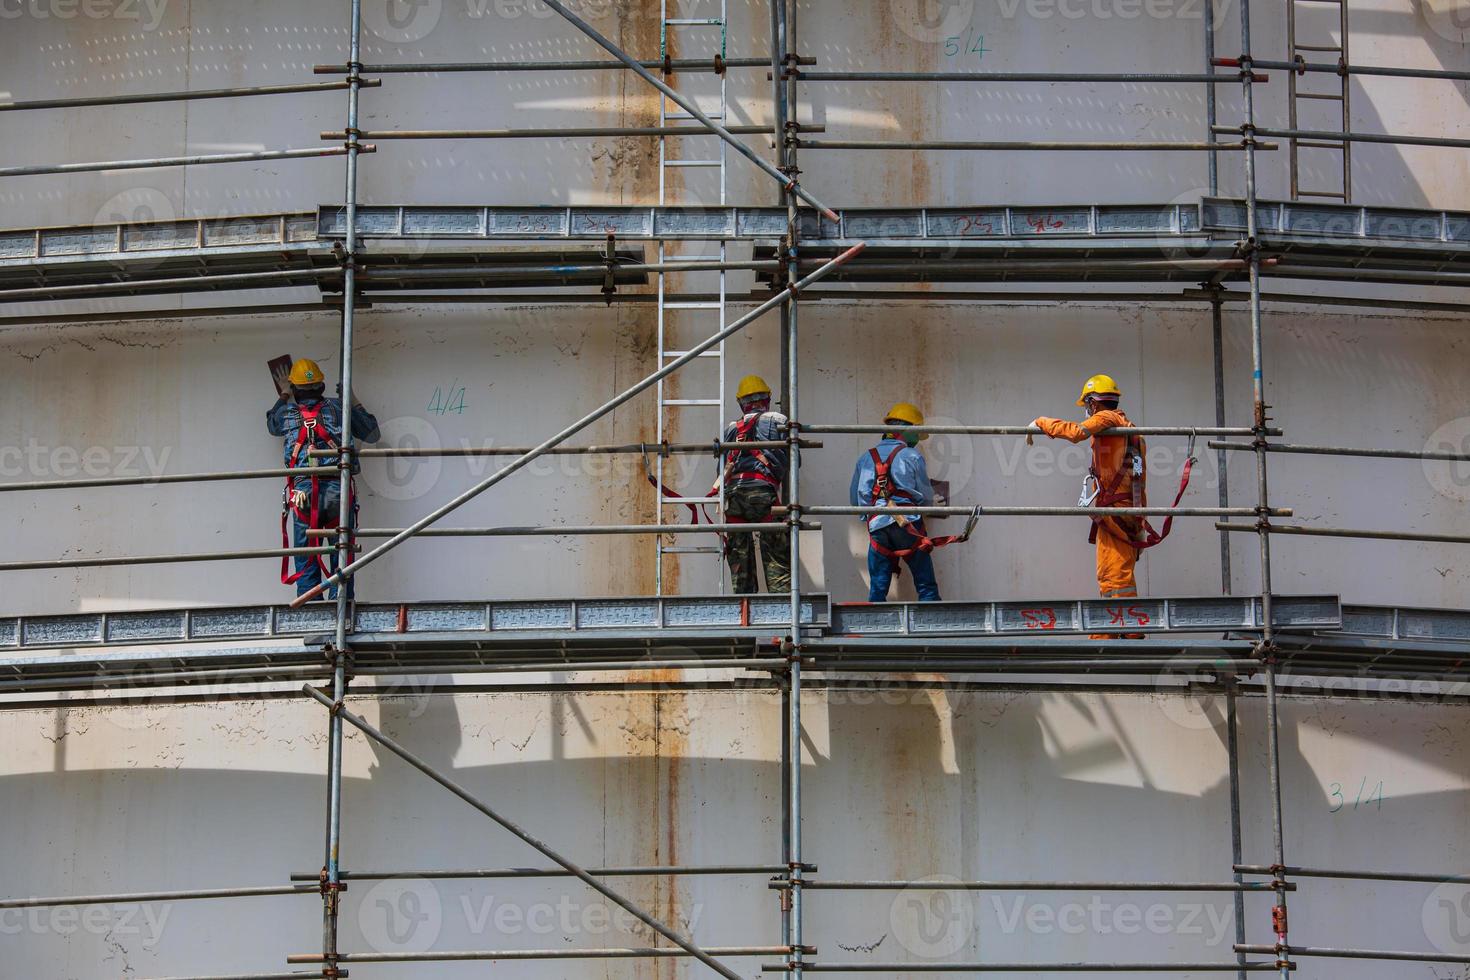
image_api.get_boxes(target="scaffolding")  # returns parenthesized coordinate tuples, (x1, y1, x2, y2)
(4, 1, 1470, 977)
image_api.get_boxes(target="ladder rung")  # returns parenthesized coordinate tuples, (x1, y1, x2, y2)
(663, 399, 722, 406)
(1296, 43, 1343, 51)
(665, 110, 724, 121)
(664, 301, 724, 310)
(661, 496, 720, 505)
(664, 18, 724, 25)
(1298, 190, 1348, 199)
(1297, 139, 1347, 149)
(664, 159, 724, 168)
(1296, 92, 1345, 101)
(662, 350, 722, 358)
(660, 546, 724, 555)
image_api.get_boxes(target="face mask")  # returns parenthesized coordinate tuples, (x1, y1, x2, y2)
(903, 431, 921, 448)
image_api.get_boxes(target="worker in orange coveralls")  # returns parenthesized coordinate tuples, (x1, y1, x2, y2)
(1027, 374, 1146, 639)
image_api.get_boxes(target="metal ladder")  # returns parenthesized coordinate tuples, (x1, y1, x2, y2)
(1287, 0, 1352, 201)
(654, 0, 729, 595)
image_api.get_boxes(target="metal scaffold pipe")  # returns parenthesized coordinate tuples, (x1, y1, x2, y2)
(761, 962, 1281, 973)
(1214, 122, 1470, 150)
(1215, 522, 1470, 545)
(289, 243, 866, 606)
(299, 685, 744, 980)
(319, 440, 817, 458)
(350, 658, 791, 676)
(0, 885, 318, 909)
(322, 2, 365, 972)
(314, 57, 815, 74)
(0, 146, 369, 178)
(538, 0, 839, 221)
(289, 864, 798, 882)
(793, 71, 1251, 84)
(0, 269, 327, 302)
(325, 125, 817, 140)
(290, 947, 797, 963)
(1235, 865, 1470, 885)
(797, 139, 1271, 152)
(0, 547, 336, 573)
(809, 506, 1289, 518)
(789, 880, 1286, 892)
(310, 523, 816, 538)
(0, 466, 337, 493)
(805, 424, 1272, 437)
(1233, 58, 1470, 82)
(1236, 944, 1470, 965)
(0, 79, 382, 112)
(1209, 440, 1470, 462)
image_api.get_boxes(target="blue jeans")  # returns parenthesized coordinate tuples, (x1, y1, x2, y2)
(290, 484, 355, 600)
(866, 521, 942, 602)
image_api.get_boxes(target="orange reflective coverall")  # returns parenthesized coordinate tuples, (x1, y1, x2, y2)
(1031, 410, 1145, 606)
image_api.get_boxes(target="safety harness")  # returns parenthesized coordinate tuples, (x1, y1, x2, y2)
(280, 402, 352, 585)
(1081, 427, 1196, 551)
(864, 444, 978, 573)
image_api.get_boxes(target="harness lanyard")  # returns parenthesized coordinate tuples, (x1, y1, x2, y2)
(865, 444, 975, 572)
(1087, 429, 1196, 551)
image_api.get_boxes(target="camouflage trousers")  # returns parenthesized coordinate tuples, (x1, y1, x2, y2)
(724, 483, 791, 595)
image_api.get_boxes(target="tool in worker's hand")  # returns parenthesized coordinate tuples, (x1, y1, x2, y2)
(268, 354, 295, 400)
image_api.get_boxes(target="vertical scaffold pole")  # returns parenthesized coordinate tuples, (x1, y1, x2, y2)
(779, 3, 804, 977)
(1204, 0, 1219, 195)
(1212, 294, 1231, 594)
(1237, 1, 1288, 976)
(322, 0, 363, 975)
(1225, 679, 1246, 980)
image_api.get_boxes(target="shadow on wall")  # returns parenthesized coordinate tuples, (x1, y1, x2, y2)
(4, 688, 1470, 977)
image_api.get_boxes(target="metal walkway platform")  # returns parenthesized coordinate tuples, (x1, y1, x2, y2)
(5, 198, 1470, 301)
(5, 594, 1470, 695)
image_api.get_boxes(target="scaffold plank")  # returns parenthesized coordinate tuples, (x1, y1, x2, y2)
(829, 595, 1341, 637)
(0, 595, 832, 653)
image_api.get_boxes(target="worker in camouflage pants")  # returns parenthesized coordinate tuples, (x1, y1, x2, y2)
(721, 375, 791, 594)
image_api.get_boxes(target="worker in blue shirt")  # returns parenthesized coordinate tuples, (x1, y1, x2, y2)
(849, 402, 941, 602)
(266, 358, 381, 599)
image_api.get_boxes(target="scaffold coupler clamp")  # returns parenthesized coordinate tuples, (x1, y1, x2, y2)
(318, 866, 347, 904)
(711, 53, 726, 76)
(601, 232, 618, 305)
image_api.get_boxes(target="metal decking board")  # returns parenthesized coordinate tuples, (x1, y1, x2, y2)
(829, 595, 1341, 637)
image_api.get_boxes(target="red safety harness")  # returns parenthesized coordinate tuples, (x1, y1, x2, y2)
(719, 413, 782, 525)
(864, 444, 977, 572)
(280, 403, 350, 585)
(1086, 429, 1195, 551)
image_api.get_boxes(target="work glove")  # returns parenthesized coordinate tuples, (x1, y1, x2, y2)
(290, 488, 310, 512)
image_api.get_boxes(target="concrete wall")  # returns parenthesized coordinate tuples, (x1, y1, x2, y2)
(3, 2, 1470, 978)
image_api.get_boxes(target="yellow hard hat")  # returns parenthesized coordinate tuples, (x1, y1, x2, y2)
(736, 374, 772, 401)
(884, 401, 928, 439)
(1077, 373, 1122, 406)
(289, 358, 325, 387)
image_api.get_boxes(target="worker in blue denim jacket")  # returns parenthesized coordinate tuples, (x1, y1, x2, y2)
(266, 358, 381, 599)
(849, 402, 942, 602)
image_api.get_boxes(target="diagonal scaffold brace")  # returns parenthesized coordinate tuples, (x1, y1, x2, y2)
(537, 0, 839, 223)
(299, 685, 743, 980)
(290, 243, 866, 606)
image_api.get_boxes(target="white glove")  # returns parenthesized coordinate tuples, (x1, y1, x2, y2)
(290, 489, 310, 512)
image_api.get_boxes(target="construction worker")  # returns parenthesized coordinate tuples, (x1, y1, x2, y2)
(267, 358, 380, 599)
(850, 402, 942, 602)
(720, 375, 791, 594)
(1028, 374, 1145, 634)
